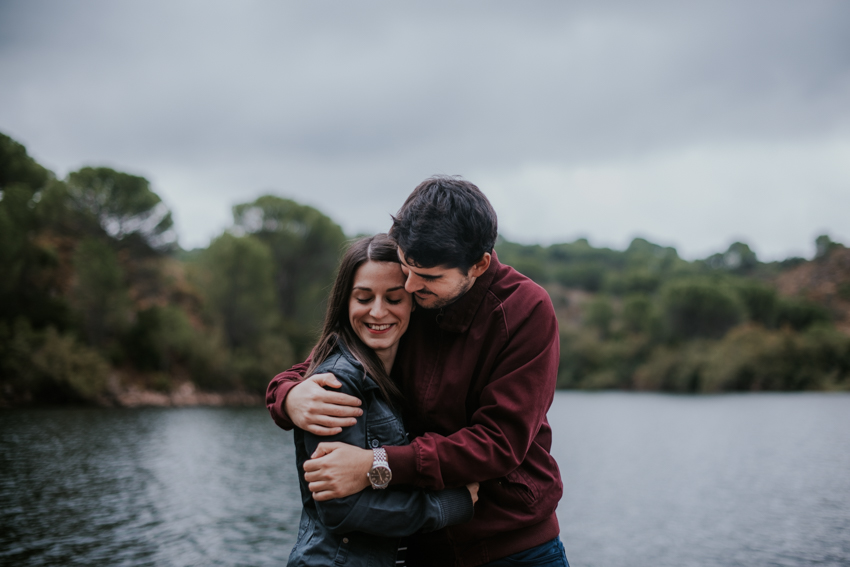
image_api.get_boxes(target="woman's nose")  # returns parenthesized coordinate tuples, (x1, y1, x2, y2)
(370, 298, 388, 318)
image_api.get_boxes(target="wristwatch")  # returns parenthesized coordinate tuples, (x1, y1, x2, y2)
(367, 447, 392, 489)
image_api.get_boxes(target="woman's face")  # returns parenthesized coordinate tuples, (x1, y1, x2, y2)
(349, 260, 413, 363)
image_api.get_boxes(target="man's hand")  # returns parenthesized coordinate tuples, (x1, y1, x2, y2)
(285, 373, 363, 435)
(304, 442, 373, 501)
(466, 482, 479, 505)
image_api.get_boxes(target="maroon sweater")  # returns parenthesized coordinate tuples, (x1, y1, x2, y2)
(266, 254, 563, 566)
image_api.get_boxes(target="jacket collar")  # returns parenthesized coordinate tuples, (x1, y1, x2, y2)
(335, 339, 381, 392)
(438, 251, 500, 333)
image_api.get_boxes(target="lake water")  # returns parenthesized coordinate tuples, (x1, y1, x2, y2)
(1, 393, 849, 567)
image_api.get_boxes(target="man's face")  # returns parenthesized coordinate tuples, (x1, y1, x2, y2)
(397, 248, 475, 310)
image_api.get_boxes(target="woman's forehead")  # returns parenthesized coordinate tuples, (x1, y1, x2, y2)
(352, 260, 405, 288)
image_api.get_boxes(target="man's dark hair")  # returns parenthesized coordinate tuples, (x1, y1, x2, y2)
(390, 176, 498, 271)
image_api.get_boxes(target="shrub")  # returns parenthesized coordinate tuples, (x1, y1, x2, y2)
(660, 279, 744, 340)
(622, 293, 656, 335)
(584, 296, 614, 337)
(0, 319, 109, 403)
(776, 298, 830, 331)
(734, 281, 778, 327)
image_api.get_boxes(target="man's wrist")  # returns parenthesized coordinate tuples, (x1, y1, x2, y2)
(367, 447, 392, 489)
(282, 379, 303, 419)
(269, 378, 302, 430)
(383, 444, 417, 486)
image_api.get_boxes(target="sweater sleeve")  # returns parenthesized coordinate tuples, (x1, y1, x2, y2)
(385, 298, 560, 490)
(303, 376, 474, 535)
(266, 358, 311, 431)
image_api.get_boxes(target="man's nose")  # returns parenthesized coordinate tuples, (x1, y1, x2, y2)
(404, 272, 421, 293)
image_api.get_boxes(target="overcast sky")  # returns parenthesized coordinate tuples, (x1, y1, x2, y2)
(2, 1, 849, 260)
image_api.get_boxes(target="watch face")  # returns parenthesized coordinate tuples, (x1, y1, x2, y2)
(369, 466, 391, 485)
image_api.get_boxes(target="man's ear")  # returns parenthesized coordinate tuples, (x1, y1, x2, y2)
(468, 252, 491, 278)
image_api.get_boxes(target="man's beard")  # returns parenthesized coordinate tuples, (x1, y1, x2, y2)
(413, 278, 474, 310)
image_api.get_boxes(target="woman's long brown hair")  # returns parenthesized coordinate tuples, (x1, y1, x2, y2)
(305, 233, 404, 405)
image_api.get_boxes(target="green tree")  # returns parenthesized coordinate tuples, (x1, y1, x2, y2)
(660, 279, 744, 340)
(232, 196, 346, 354)
(622, 293, 655, 335)
(734, 281, 778, 327)
(66, 167, 176, 252)
(815, 234, 843, 259)
(705, 242, 758, 273)
(776, 297, 830, 331)
(70, 238, 133, 350)
(0, 134, 58, 327)
(200, 233, 279, 349)
(585, 296, 614, 337)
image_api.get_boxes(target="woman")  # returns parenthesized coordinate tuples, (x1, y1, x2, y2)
(287, 234, 478, 567)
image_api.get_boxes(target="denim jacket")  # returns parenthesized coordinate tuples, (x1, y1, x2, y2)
(287, 343, 474, 567)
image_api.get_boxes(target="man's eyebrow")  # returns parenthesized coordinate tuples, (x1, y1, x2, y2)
(397, 248, 442, 279)
(412, 270, 442, 279)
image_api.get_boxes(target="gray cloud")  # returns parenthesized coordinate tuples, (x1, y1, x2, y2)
(2, 0, 849, 258)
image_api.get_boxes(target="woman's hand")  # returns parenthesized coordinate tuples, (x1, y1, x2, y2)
(285, 374, 363, 435)
(466, 482, 479, 505)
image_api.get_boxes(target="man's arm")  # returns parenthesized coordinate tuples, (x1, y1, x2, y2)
(386, 303, 558, 489)
(266, 358, 363, 434)
(299, 373, 475, 534)
(304, 296, 560, 495)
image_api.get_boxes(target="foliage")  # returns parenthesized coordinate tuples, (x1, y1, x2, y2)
(66, 167, 176, 252)
(70, 238, 133, 350)
(660, 279, 744, 340)
(2, 130, 849, 404)
(199, 232, 279, 349)
(232, 195, 346, 356)
(585, 295, 614, 338)
(0, 319, 109, 404)
(632, 325, 850, 393)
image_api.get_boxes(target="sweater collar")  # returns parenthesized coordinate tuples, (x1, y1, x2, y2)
(437, 251, 500, 333)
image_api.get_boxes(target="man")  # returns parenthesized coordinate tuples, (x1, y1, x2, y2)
(267, 176, 567, 567)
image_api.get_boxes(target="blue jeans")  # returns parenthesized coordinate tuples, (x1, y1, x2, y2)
(480, 537, 570, 567)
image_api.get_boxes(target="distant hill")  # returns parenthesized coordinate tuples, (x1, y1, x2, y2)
(777, 246, 850, 335)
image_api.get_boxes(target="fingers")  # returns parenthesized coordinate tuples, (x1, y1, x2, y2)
(466, 482, 480, 505)
(311, 489, 338, 502)
(307, 373, 342, 389)
(319, 391, 362, 409)
(305, 442, 345, 463)
(302, 424, 343, 436)
(308, 412, 358, 429)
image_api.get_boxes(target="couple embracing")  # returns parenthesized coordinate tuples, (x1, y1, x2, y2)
(267, 176, 568, 567)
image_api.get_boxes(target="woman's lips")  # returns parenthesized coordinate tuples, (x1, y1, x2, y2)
(365, 323, 394, 334)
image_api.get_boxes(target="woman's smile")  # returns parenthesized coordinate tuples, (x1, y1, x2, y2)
(364, 322, 395, 332)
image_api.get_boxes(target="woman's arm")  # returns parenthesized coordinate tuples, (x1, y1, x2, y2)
(301, 376, 473, 536)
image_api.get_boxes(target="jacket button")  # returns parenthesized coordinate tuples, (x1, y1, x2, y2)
(371, 439, 379, 448)
(343, 538, 349, 544)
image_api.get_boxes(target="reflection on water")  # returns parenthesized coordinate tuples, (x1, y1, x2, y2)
(1, 394, 849, 567)
(551, 393, 850, 567)
(1, 408, 300, 566)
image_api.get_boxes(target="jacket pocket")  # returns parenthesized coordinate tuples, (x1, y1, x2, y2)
(501, 466, 538, 507)
(365, 414, 407, 447)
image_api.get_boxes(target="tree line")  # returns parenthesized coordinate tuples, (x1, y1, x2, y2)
(1, 132, 848, 405)
(496, 232, 850, 392)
